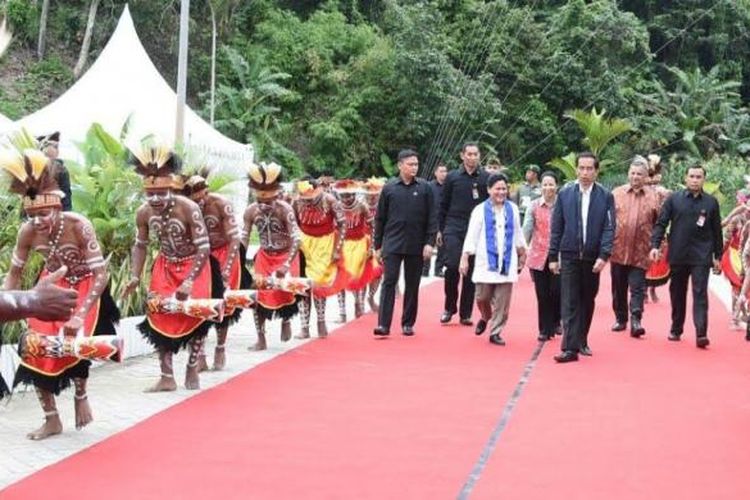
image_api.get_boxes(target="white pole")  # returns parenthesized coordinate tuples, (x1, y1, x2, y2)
(175, 0, 191, 147)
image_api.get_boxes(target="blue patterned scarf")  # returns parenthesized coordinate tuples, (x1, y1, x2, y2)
(484, 199, 514, 275)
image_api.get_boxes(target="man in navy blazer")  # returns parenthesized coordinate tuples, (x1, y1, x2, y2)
(548, 152, 616, 362)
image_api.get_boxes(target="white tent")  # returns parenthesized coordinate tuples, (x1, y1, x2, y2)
(0, 112, 12, 134)
(13, 4, 253, 169)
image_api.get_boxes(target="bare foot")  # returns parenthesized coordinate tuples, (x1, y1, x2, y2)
(318, 321, 328, 339)
(27, 416, 63, 440)
(197, 354, 210, 373)
(249, 339, 267, 351)
(144, 376, 177, 393)
(295, 327, 310, 340)
(212, 348, 226, 371)
(335, 314, 346, 324)
(280, 322, 292, 342)
(185, 365, 201, 390)
(74, 397, 94, 430)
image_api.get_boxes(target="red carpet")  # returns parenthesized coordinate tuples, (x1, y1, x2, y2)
(3, 273, 750, 499)
(1, 279, 540, 499)
(471, 275, 750, 499)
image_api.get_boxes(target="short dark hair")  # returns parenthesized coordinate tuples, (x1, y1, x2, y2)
(462, 142, 479, 153)
(685, 164, 706, 176)
(540, 171, 558, 183)
(397, 149, 418, 162)
(576, 151, 599, 170)
(487, 173, 509, 188)
(435, 162, 448, 170)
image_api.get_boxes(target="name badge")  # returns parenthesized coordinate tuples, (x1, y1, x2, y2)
(696, 211, 706, 227)
(472, 187, 479, 200)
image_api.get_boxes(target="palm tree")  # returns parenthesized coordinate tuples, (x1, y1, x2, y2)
(564, 107, 633, 159)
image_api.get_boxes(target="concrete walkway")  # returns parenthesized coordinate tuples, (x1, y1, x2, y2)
(0, 275, 436, 490)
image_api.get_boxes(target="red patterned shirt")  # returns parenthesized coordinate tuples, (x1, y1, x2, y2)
(523, 197, 556, 271)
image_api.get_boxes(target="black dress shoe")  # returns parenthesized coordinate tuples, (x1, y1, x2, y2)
(696, 336, 710, 348)
(459, 317, 473, 326)
(611, 321, 627, 332)
(537, 333, 550, 342)
(489, 333, 506, 346)
(475, 319, 488, 335)
(668, 333, 681, 341)
(746, 327, 750, 342)
(373, 326, 390, 336)
(402, 326, 415, 336)
(554, 350, 579, 363)
(579, 346, 593, 356)
(440, 312, 454, 324)
(630, 317, 645, 338)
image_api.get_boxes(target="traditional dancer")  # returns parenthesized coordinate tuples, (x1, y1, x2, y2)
(721, 198, 750, 329)
(293, 178, 347, 338)
(362, 178, 385, 312)
(121, 143, 216, 391)
(1, 148, 120, 439)
(181, 171, 251, 370)
(334, 180, 373, 322)
(243, 162, 301, 350)
(645, 154, 671, 303)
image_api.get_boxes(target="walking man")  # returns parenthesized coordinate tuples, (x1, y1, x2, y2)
(438, 143, 488, 326)
(610, 156, 661, 338)
(373, 150, 436, 336)
(549, 153, 615, 363)
(424, 162, 448, 277)
(650, 165, 722, 348)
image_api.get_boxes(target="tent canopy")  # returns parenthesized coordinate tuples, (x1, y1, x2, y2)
(0, 112, 12, 134)
(13, 4, 253, 169)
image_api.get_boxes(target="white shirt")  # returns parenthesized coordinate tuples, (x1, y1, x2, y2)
(580, 183, 592, 244)
(462, 201, 527, 284)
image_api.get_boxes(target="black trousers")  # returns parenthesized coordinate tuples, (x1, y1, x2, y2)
(443, 232, 475, 319)
(531, 266, 561, 337)
(610, 263, 646, 323)
(378, 253, 424, 330)
(669, 264, 710, 338)
(560, 258, 601, 352)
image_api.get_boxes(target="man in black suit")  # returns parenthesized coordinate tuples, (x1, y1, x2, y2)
(548, 152, 616, 363)
(650, 165, 723, 348)
(438, 143, 489, 326)
(373, 149, 436, 336)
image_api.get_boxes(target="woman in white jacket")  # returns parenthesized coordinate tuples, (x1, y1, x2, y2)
(460, 173, 527, 345)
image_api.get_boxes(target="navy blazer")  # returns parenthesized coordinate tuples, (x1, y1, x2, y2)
(547, 182, 615, 263)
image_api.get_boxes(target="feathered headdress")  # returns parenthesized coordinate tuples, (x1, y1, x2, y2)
(248, 162, 283, 198)
(127, 141, 182, 190)
(332, 179, 361, 195)
(362, 177, 386, 194)
(0, 148, 62, 210)
(647, 154, 662, 176)
(178, 165, 211, 198)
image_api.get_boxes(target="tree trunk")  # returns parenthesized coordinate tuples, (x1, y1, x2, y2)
(37, 0, 50, 60)
(73, 0, 101, 79)
(210, 4, 217, 125)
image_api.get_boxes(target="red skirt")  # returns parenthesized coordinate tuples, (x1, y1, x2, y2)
(15, 271, 120, 395)
(212, 244, 253, 327)
(721, 233, 744, 290)
(138, 253, 216, 353)
(254, 249, 300, 320)
(646, 244, 670, 287)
